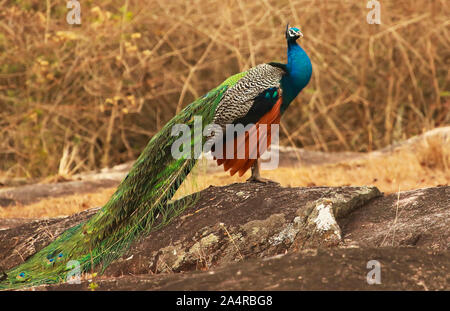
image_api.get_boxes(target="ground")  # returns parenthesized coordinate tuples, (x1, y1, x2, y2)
(0, 183, 448, 290)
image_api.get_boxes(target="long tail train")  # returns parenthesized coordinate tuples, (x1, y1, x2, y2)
(0, 85, 230, 289)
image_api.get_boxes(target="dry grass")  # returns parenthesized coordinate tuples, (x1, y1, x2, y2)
(2, 134, 447, 219)
(0, 0, 449, 179)
(0, 187, 116, 218)
(178, 140, 449, 196)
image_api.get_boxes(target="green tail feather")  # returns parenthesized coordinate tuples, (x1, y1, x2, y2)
(0, 75, 243, 289)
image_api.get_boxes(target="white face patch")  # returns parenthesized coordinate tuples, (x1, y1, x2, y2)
(288, 28, 303, 38)
(288, 29, 298, 37)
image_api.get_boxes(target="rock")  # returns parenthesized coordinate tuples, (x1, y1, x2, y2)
(0, 183, 448, 290)
(340, 186, 450, 251)
(0, 208, 99, 270)
(103, 184, 381, 276)
(37, 247, 450, 291)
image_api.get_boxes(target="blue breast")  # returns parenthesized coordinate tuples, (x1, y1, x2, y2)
(280, 41, 312, 112)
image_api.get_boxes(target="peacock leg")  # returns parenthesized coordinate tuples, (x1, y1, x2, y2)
(246, 158, 279, 184)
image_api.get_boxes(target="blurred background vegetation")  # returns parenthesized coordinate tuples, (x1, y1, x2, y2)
(0, 0, 449, 179)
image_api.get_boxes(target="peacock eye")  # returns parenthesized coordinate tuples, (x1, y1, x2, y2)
(58, 253, 63, 258)
(49, 258, 54, 262)
(19, 272, 25, 277)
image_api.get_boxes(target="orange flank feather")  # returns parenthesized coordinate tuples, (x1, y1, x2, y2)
(214, 97, 282, 176)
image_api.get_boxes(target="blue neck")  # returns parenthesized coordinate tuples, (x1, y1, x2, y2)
(280, 40, 312, 112)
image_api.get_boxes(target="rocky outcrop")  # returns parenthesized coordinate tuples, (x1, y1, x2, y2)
(42, 247, 450, 291)
(0, 183, 448, 290)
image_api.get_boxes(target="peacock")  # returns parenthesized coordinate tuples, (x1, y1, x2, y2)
(0, 24, 312, 289)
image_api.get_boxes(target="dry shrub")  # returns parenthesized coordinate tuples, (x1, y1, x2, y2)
(0, 0, 449, 178)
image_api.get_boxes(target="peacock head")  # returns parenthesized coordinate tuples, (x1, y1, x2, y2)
(285, 24, 303, 42)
